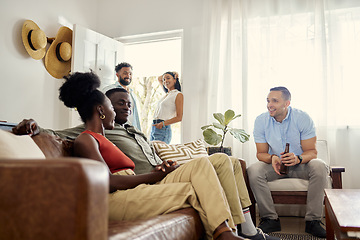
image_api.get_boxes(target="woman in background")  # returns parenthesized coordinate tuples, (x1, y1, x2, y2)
(150, 71, 183, 144)
(58, 71, 247, 240)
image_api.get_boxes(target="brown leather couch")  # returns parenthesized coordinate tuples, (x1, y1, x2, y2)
(0, 131, 206, 240)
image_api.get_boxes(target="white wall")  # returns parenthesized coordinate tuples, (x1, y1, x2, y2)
(0, 0, 99, 129)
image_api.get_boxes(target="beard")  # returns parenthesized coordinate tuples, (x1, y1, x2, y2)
(119, 76, 131, 86)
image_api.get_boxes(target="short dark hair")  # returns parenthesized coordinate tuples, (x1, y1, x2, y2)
(115, 62, 133, 73)
(105, 87, 128, 99)
(270, 86, 291, 101)
(59, 72, 105, 123)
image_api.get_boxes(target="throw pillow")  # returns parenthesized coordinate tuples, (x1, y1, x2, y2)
(0, 129, 46, 159)
(152, 139, 208, 165)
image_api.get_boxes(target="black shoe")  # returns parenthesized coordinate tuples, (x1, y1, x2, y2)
(239, 228, 280, 240)
(258, 218, 281, 233)
(305, 220, 326, 238)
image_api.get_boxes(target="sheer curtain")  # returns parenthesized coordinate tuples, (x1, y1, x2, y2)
(200, 0, 360, 188)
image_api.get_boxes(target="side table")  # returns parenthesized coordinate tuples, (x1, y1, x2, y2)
(325, 189, 360, 240)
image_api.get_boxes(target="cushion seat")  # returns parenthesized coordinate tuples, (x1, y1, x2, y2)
(268, 178, 309, 191)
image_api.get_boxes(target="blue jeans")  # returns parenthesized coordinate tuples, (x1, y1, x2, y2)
(150, 120, 172, 144)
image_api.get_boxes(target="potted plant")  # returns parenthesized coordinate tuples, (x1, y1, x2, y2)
(201, 109, 250, 156)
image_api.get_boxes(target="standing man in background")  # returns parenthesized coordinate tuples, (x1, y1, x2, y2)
(103, 62, 142, 131)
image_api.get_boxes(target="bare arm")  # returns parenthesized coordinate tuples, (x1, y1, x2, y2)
(12, 118, 83, 139)
(164, 93, 183, 125)
(157, 75, 164, 87)
(75, 134, 179, 193)
(256, 137, 318, 176)
(153, 93, 184, 129)
(284, 136, 317, 164)
(255, 142, 272, 163)
(276, 137, 317, 175)
(301, 137, 318, 162)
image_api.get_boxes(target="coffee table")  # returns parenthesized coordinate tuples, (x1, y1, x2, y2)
(325, 189, 360, 240)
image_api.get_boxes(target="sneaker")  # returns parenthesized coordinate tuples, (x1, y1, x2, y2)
(239, 228, 280, 240)
(305, 220, 326, 238)
(258, 218, 281, 233)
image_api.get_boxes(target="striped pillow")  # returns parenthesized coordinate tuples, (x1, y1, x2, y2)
(152, 139, 209, 165)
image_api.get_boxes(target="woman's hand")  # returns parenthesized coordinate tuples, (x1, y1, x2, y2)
(158, 75, 164, 85)
(153, 122, 164, 129)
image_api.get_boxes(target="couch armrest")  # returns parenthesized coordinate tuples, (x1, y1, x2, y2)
(0, 158, 109, 240)
(238, 158, 247, 180)
(330, 166, 345, 189)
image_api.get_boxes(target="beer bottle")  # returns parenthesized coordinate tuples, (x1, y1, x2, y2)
(279, 143, 290, 175)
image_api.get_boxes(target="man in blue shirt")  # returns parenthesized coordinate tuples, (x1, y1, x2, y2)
(103, 62, 142, 131)
(247, 86, 328, 238)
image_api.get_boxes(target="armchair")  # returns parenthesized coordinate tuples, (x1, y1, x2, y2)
(247, 140, 345, 225)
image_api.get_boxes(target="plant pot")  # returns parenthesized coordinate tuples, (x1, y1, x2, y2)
(206, 147, 232, 156)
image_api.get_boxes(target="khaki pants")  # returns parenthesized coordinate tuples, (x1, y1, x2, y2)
(207, 153, 251, 223)
(109, 154, 251, 239)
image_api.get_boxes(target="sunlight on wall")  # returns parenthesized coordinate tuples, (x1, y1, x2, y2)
(124, 39, 181, 77)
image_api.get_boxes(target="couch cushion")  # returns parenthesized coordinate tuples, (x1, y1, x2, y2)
(0, 129, 45, 159)
(152, 139, 208, 165)
(108, 208, 204, 240)
(268, 178, 309, 191)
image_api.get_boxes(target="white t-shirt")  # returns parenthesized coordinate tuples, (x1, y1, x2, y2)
(153, 89, 180, 121)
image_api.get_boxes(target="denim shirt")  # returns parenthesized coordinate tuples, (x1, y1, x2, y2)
(102, 82, 142, 131)
(41, 123, 162, 174)
(253, 106, 316, 156)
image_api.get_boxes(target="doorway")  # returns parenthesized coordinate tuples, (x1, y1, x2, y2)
(118, 30, 183, 144)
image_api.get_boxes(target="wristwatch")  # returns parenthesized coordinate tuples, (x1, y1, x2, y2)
(297, 155, 303, 165)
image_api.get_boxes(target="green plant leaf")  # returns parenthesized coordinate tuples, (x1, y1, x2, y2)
(201, 125, 212, 130)
(224, 109, 235, 125)
(213, 113, 225, 125)
(213, 122, 225, 130)
(233, 114, 242, 120)
(203, 128, 222, 146)
(229, 128, 250, 143)
(203, 109, 249, 146)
